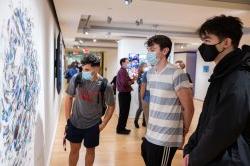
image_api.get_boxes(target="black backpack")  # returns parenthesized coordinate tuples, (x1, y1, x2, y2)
(74, 73, 108, 116)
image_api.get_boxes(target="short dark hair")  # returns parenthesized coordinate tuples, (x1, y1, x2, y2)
(198, 15, 243, 48)
(81, 54, 100, 67)
(146, 35, 172, 59)
(120, 58, 128, 66)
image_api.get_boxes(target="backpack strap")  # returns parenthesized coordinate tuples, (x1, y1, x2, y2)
(97, 78, 108, 104)
(74, 73, 82, 89)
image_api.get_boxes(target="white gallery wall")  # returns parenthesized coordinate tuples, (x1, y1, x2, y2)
(194, 52, 215, 100)
(0, 0, 64, 165)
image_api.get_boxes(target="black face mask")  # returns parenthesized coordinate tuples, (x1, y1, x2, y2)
(198, 42, 223, 62)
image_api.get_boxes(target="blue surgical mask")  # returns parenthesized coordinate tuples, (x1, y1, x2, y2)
(146, 52, 158, 65)
(82, 71, 93, 80)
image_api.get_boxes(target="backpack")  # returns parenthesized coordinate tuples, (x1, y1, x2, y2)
(74, 73, 108, 116)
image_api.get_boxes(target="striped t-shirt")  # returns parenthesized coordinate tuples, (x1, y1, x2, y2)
(145, 63, 192, 147)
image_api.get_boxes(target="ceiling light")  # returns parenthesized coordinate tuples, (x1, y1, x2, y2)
(124, 0, 132, 5)
(84, 31, 89, 35)
(93, 39, 97, 42)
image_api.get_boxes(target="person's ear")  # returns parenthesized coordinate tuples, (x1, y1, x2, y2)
(223, 38, 233, 49)
(162, 48, 170, 57)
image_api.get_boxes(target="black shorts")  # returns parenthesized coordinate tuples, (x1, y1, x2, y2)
(65, 120, 100, 148)
(141, 138, 178, 166)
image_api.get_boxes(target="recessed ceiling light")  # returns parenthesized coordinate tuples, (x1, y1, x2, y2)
(85, 31, 89, 35)
(124, 0, 132, 5)
(93, 39, 97, 42)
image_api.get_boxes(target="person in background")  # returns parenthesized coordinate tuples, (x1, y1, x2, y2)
(141, 35, 194, 166)
(140, 68, 150, 126)
(64, 54, 115, 166)
(183, 15, 250, 166)
(110, 75, 117, 95)
(175, 60, 193, 84)
(134, 62, 148, 128)
(116, 58, 136, 135)
(65, 62, 78, 83)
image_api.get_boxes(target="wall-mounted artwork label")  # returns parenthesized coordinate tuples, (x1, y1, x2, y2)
(203, 65, 209, 73)
(0, 0, 40, 165)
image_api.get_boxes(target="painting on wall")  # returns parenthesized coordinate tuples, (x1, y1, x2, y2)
(55, 32, 63, 94)
(0, 0, 40, 165)
(128, 53, 140, 78)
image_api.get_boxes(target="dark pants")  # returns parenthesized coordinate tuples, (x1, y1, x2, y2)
(135, 89, 146, 125)
(117, 92, 131, 131)
(141, 139, 178, 166)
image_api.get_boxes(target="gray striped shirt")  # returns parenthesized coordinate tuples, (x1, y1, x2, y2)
(145, 63, 192, 147)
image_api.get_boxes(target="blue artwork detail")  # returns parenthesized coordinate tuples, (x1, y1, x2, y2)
(56, 32, 62, 94)
(0, 2, 40, 165)
(203, 65, 209, 73)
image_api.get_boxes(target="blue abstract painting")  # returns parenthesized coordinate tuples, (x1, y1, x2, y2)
(0, 1, 40, 165)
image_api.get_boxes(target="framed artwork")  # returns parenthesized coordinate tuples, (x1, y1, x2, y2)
(128, 53, 140, 77)
(55, 32, 63, 94)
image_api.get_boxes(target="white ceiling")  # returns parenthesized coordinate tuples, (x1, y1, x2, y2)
(54, 0, 250, 48)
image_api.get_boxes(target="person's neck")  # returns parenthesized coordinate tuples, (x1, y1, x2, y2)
(214, 47, 235, 65)
(155, 59, 168, 73)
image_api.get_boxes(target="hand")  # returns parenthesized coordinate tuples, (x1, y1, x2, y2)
(99, 123, 106, 132)
(183, 154, 189, 166)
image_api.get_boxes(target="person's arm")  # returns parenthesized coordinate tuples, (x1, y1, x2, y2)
(140, 83, 146, 102)
(173, 69, 194, 135)
(65, 94, 73, 121)
(99, 84, 116, 131)
(140, 72, 147, 101)
(176, 88, 194, 136)
(64, 75, 77, 122)
(188, 82, 249, 165)
(99, 104, 115, 131)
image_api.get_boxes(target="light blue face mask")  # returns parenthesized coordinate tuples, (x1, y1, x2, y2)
(146, 52, 158, 65)
(82, 71, 93, 80)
